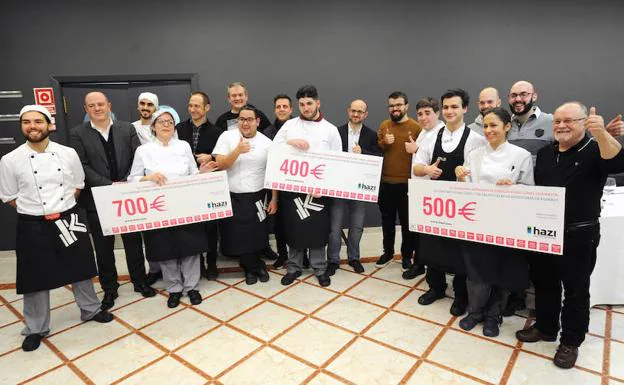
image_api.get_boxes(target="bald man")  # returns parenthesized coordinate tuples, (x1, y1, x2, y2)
(516, 102, 624, 368)
(70, 91, 156, 311)
(327, 100, 381, 274)
(468, 87, 501, 135)
(507, 80, 553, 157)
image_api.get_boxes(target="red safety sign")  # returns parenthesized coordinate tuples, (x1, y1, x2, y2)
(33, 87, 56, 115)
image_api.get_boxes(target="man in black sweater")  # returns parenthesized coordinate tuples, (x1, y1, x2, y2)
(215, 82, 271, 133)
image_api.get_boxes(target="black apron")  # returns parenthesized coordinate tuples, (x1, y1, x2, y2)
(419, 126, 470, 274)
(280, 191, 330, 249)
(143, 222, 208, 262)
(15, 206, 97, 294)
(460, 242, 530, 290)
(220, 191, 269, 255)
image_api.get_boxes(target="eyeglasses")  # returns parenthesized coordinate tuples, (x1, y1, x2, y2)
(509, 92, 533, 99)
(388, 103, 405, 109)
(237, 117, 256, 124)
(155, 120, 174, 126)
(553, 117, 586, 125)
(349, 109, 366, 115)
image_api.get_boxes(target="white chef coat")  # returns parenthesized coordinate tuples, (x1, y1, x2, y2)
(411, 121, 445, 178)
(464, 141, 535, 185)
(128, 138, 198, 182)
(272, 117, 342, 152)
(0, 141, 84, 215)
(212, 130, 272, 193)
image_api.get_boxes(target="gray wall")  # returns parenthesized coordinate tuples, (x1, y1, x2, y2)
(1, 0, 624, 249)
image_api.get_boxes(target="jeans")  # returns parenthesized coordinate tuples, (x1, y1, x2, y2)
(327, 198, 367, 264)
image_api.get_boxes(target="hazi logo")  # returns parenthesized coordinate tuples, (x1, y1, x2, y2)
(527, 226, 557, 238)
(207, 201, 228, 209)
(357, 182, 376, 192)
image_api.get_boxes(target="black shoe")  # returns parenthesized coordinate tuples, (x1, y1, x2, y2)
(376, 253, 394, 267)
(483, 316, 501, 337)
(418, 289, 445, 305)
(280, 271, 302, 286)
(134, 284, 157, 298)
(348, 260, 365, 273)
(459, 313, 484, 331)
(402, 264, 426, 280)
(256, 268, 270, 283)
(90, 310, 114, 323)
(553, 344, 579, 369)
(402, 256, 412, 271)
(188, 290, 202, 305)
(303, 250, 310, 269)
(515, 324, 557, 343)
(264, 247, 278, 260)
(273, 255, 287, 270)
(167, 292, 182, 308)
(450, 298, 468, 316)
(502, 297, 527, 317)
(317, 273, 331, 287)
(245, 272, 258, 285)
(206, 263, 219, 281)
(22, 334, 43, 352)
(326, 262, 339, 277)
(145, 271, 162, 286)
(101, 290, 118, 311)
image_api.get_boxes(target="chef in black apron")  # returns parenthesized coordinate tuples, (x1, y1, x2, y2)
(0, 105, 113, 352)
(412, 89, 487, 316)
(272, 85, 343, 287)
(213, 105, 276, 284)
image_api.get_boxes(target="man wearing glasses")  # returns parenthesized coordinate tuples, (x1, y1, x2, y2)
(327, 100, 380, 275)
(507, 80, 554, 158)
(376, 92, 423, 273)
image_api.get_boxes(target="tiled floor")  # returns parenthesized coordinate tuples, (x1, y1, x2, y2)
(1, 230, 623, 385)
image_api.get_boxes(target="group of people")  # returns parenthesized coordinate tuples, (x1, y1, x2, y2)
(1, 80, 623, 371)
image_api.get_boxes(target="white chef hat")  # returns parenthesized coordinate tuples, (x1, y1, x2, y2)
(19, 105, 52, 122)
(151, 109, 174, 125)
(138, 92, 159, 109)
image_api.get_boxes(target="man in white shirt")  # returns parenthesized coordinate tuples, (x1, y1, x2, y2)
(213, 106, 276, 284)
(0, 105, 114, 352)
(273, 85, 343, 287)
(468, 87, 501, 135)
(413, 88, 486, 316)
(132, 92, 159, 144)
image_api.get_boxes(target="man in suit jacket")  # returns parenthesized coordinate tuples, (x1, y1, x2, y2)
(327, 99, 381, 275)
(70, 91, 155, 310)
(175, 91, 222, 280)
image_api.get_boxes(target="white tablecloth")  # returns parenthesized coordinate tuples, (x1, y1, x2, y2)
(591, 186, 624, 306)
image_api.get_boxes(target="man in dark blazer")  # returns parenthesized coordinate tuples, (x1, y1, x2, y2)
(70, 91, 155, 310)
(327, 99, 381, 274)
(175, 91, 222, 280)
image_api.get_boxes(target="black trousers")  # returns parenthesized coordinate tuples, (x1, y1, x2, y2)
(426, 267, 468, 302)
(530, 226, 600, 347)
(272, 204, 288, 257)
(378, 182, 415, 259)
(240, 252, 267, 273)
(86, 210, 147, 291)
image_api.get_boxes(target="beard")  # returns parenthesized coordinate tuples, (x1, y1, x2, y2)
(300, 107, 319, 121)
(140, 110, 153, 118)
(390, 110, 406, 122)
(509, 99, 534, 116)
(23, 129, 50, 143)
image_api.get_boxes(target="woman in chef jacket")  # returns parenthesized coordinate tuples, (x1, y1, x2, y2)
(129, 110, 216, 308)
(454, 107, 534, 337)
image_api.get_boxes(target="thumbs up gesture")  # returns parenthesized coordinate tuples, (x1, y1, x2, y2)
(384, 128, 395, 144)
(606, 114, 624, 137)
(237, 135, 251, 153)
(426, 157, 443, 179)
(584, 106, 606, 134)
(405, 134, 418, 154)
(352, 143, 362, 154)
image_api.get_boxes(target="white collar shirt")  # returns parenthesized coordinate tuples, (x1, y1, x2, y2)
(0, 141, 85, 215)
(128, 139, 198, 183)
(413, 124, 487, 166)
(90, 119, 114, 141)
(212, 130, 273, 193)
(347, 123, 362, 153)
